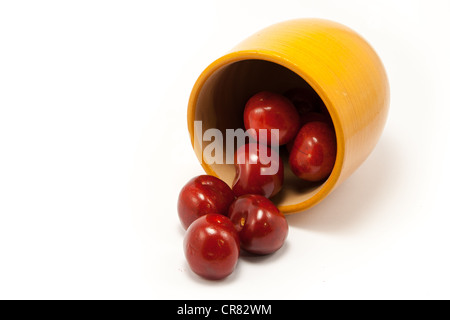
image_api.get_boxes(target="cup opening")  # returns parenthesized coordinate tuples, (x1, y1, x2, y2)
(191, 58, 337, 211)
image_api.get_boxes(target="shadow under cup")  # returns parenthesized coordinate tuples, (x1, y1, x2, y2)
(187, 19, 389, 214)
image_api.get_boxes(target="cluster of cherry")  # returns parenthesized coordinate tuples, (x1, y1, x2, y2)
(178, 87, 336, 280)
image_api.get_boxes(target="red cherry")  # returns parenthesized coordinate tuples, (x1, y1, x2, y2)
(178, 175, 235, 230)
(284, 87, 325, 115)
(184, 214, 240, 280)
(289, 121, 337, 181)
(299, 111, 332, 128)
(286, 112, 332, 152)
(232, 143, 284, 198)
(228, 195, 288, 255)
(244, 91, 301, 146)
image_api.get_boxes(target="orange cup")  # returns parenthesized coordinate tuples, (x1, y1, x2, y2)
(187, 18, 389, 214)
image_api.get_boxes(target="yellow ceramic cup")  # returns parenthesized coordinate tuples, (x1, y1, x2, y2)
(187, 18, 389, 214)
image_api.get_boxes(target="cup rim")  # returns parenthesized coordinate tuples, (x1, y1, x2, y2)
(187, 50, 345, 214)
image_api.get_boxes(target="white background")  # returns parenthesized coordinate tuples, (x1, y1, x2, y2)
(1, 0, 449, 300)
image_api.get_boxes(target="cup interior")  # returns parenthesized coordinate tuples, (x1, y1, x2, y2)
(192, 59, 336, 209)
